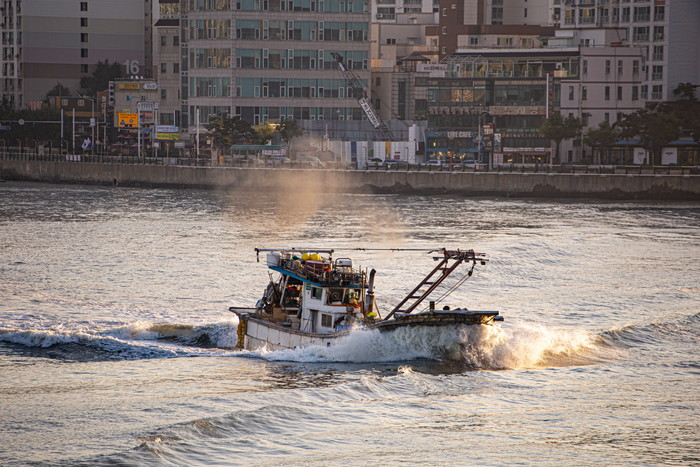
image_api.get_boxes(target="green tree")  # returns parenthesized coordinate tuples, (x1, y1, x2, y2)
(80, 61, 124, 96)
(538, 112, 582, 163)
(251, 123, 275, 145)
(205, 116, 255, 146)
(668, 82, 700, 142)
(45, 83, 72, 100)
(618, 108, 680, 166)
(584, 121, 620, 164)
(279, 119, 303, 147)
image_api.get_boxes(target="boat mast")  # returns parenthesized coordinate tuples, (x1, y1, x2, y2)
(383, 249, 486, 320)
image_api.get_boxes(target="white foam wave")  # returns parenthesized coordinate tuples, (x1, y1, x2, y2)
(251, 323, 599, 368)
(0, 318, 242, 359)
(459, 323, 598, 369)
(0, 326, 183, 358)
(105, 319, 240, 348)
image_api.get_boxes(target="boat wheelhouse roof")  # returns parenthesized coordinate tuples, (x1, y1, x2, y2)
(269, 266, 365, 289)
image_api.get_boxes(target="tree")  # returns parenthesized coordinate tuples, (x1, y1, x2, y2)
(668, 82, 700, 142)
(584, 121, 620, 164)
(279, 119, 303, 146)
(618, 108, 680, 166)
(205, 116, 255, 146)
(538, 112, 582, 163)
(251, 123, 276, 145)
(80, 61, 124, 96)
(45, 83, 72, 100)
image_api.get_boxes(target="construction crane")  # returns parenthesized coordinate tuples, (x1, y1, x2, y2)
(331, 52, 396, 141)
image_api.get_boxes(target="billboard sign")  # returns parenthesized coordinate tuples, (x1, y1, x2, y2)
(117, 112, 138, 128)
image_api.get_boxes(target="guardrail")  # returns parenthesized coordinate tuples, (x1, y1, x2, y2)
(1, 151, 698, 175)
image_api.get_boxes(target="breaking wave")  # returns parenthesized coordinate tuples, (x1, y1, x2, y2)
(249, 322, 600, 369)
(249, 313, 700, 369)
(0, 319, 240, 361)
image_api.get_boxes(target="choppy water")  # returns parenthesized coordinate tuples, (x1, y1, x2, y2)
(1, 181, 698, 466)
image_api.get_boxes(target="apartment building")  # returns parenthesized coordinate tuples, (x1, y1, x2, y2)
(154, 0, 181, 128)
(0, 0, 150, 110)
(178, 0, 372, 137)
(560, 0, 700, 102)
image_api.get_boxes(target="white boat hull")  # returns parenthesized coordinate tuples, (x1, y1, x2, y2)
(230, 307, 501, 352)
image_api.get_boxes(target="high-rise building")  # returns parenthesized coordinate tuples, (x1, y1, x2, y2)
(178, 0, 372, 136)
(560, 0, 700, 102)
(1, 0, 151, 109)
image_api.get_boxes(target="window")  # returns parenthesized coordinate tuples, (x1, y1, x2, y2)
(470, 37, 478, 45)
(582, 86, 587, 101)
(311, 287, 322, 300)
(617, 60, 623, 76)
(632, 86, 639, 101)
(582, 60, 588, 76)
(633, 26, 649, 42)
(80, 2, 88, 11)
(653, 45, 664, 61)
(81, 48, 88, 58)
(174, 36, 180, 46)
(654, 5, 665, 21)
(604, 112, 610, 123)
(442, 8, 446, 15)
(376, 77, 381, 86)
(442, 27, 447, 35)
(605, 60, 611, 75)
(80, 64, 88, 73)
(632, 60, 639, 76)
(604, 86, 610, 101)
(651, 85, 662, 100)
(161, 89, 167, 99)
(173, 63, 179, 73)
(568, 86, 574, 100)
(81, 33, 88, 43)
(617, 86, 622, 100)
(160, 63, 167, 73)
(653, 26, 664, 41)
(161, 35, 167, 46)
(652, 65, 663, 80)
(321, 314, 332, 327)
(80, 17, 88, 27)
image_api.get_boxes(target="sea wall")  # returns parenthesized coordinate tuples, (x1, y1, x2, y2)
(1, 160, 699, 200)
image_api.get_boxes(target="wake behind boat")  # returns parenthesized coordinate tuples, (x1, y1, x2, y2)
(229, 248, 503, 352)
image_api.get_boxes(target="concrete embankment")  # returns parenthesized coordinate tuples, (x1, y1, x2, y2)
(1, 160, 699, 200)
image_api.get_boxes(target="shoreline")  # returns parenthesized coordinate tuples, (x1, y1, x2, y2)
(1, 159, 699, 200)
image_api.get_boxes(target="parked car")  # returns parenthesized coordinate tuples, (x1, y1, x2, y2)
(455, 160, 481, 170)
(382, 159, 409, 169)
(366, 158, 384, 169)
(268, 156, 291, 166)
(420, 159, 443, 167)
(297, 155, 325, 168)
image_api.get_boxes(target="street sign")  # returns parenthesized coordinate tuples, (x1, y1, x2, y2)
(137, 101, 154, 111)
(117, 112, 138, 128)
(0, 125, 11, 131)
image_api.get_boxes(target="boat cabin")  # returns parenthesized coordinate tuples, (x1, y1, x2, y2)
(259, 250, 368, 334)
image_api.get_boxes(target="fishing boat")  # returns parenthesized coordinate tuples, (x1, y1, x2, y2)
(229, 248, 502, 351)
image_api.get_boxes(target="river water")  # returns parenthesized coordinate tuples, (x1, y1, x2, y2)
(1, 181, 698, 466)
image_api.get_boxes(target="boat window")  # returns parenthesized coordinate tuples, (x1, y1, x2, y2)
(321, 313, 332, 327)
(311, 287, 323, 300)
